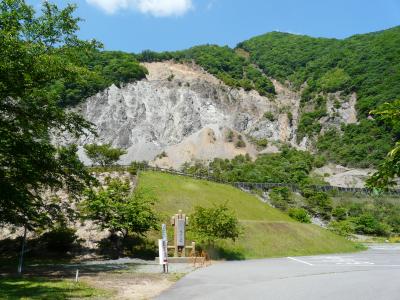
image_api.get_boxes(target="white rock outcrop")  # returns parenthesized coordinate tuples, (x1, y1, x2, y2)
(74, 62, 302, 167)
(73, 61, 358, 168)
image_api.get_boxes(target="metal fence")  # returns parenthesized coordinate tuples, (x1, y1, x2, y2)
(106, 164, 400, 196)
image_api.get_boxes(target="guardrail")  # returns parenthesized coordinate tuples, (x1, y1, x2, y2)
(90, 164, 400, 196)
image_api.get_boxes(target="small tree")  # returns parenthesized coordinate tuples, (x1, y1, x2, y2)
(128, 161, 149, 175)
(81, 178, 158, 238)
(303, 190, 333, 220)
(269, 187, 294, 211)
(288, 208, 311, 223)
(190, 203, 241, 246)
(367, 99, 400, 189)
(84, 143, 127, 167)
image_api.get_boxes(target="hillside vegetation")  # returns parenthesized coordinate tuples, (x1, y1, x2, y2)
(56, 51, 147, 107)
(138, 171, 360, 259)
(239, 27, 400, 167)
(138, 45, 276, 97)
(136, 26, 400, 168)
(55, 27, 399, 168)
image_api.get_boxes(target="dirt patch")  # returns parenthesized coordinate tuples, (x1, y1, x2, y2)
(313, 163, 375, 188)
(0, 260, 191, 300)
(81, 272, 178, 300)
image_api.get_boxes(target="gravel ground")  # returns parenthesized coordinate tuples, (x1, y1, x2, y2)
(79, 257, 196, 274)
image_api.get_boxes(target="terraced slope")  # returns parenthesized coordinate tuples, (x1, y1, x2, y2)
(138, 171, 361, 259)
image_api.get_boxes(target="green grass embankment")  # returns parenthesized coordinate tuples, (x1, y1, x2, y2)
(139, 171, 362, 259)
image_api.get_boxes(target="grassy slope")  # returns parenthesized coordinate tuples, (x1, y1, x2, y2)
(139, 171, 361, 259)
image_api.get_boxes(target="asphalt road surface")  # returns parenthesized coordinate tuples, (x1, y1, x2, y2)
(158, 244, 400, 300)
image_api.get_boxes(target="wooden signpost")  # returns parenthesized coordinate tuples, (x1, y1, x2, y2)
(171, 210, 189, 257)
(158, 210, 196, 268)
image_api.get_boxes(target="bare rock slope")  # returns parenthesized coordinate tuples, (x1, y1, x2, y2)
(75, 61, 358, 169)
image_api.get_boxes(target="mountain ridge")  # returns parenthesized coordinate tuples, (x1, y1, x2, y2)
(69, 26, 400, 169)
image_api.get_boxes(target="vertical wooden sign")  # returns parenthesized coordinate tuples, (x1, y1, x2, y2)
(177, 219, 185, 246)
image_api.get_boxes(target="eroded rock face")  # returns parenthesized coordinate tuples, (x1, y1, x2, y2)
(74, 62, 357, 168)
(74, 62, 300, 166)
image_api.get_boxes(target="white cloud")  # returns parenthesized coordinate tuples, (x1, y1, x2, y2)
(86, 0, 193, 16)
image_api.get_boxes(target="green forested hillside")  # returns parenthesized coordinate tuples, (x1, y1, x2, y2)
(239, 27, 400, 115)
(64, 27, 400, 168)
(138, 45, 276, 96)
(56, 51, 147, 106)
(238, 27, 400, 167)
(134, 27, 400, 167)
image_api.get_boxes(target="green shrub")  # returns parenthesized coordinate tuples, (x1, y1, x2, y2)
(82, 179, 159, 238)
(304, 191, 333, 220)
(329, 220, 355, 237)
(264, 112, 275, 122)
(84, 144, 127, 167)
(347, 203, 364, 217)
(41, 226, 78, 253)
(156, 151, 168, 159)
(313, 155, 326, 168)
(226, 130, 234, 142)
(332, 207, 348, 221)
(190, 203, 242, 246)
(235, 135, 246, 148)
(255, 138, 268, 149)
(317, 68, 351, 92)
(209, 146, 314, 184)
(297, 110, 326, 140)
(354, 214, 391, 236)
(128, 161, 149, 175)
(316, 120, 393, 168)
(269, 187, 294, 211)
(288, 208, 311, 223)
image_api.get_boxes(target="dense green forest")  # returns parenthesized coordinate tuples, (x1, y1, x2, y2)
(56, 51, 147, 106)
(238, 27, 400, 167)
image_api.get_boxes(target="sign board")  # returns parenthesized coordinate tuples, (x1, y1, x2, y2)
(158, 239, 168, 265)
(162, 224, 167, 242)
(177, 219, 185, 246)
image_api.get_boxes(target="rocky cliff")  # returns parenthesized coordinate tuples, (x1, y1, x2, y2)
(74, 61, 357, 168)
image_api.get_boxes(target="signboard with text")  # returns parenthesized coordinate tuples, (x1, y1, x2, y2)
(177, 219, 185, 246)
(162, 224, 167, 242)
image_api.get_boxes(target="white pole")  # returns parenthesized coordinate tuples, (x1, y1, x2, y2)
(75, 269, 79, 282)
(17, 225, 27, 276)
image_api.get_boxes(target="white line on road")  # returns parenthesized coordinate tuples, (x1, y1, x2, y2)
(330, 264, 400, 267)
(287, 257, 314, 266)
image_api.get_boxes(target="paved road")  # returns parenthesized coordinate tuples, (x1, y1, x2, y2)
(158, 244, 400, 300)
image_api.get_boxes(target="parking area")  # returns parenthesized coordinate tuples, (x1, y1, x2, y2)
(158, 244, 400, 300)
(288, 244, 400, 267)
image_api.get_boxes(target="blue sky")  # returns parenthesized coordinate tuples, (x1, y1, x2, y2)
(28, 0, 400, 53)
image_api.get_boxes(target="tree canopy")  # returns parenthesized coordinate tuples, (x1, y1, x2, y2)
(0, 0, 97, 229)
(84, 143, 127, 167)
(367, 100, 400, 188)
(190, 203, 241, 245)
(81, 178, 159, 238)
